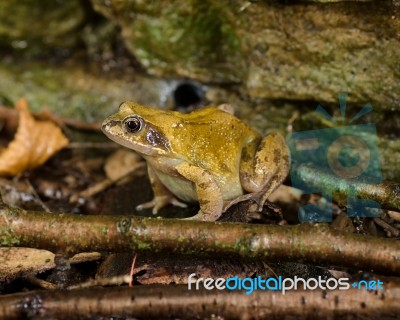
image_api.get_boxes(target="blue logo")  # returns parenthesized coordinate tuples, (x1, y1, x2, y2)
(287, 93, 382, 222)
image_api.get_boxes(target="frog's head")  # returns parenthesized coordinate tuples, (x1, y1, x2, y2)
(102, 101, 174, 156)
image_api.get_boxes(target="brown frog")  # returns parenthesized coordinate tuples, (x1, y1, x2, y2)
(102, 102, 289, 221)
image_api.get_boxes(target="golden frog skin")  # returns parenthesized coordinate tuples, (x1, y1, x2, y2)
(102, 102, 289, 221)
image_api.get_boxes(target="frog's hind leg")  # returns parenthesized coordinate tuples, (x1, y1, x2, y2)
(136, 165, 187, 214)
(224, 132, 289, 212)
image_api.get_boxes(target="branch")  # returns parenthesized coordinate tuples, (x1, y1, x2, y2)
(296, 164, 400, 211)
(1, 283, 399, 319)
(0, 201, 399, 275)
(0, 106, 101, 133)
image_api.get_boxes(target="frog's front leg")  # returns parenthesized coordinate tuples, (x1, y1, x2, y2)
(225, 132, 290, 212)
(176, 163, 223, 221)
(136, 165, 187, 214)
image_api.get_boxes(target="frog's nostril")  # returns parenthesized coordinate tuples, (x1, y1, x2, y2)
(173, 82, 204, 109)
(102, 119, 119, 130)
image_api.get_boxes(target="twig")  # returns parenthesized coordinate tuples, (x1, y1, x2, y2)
(69, 163, 145, 203)
(32, 108, 101, 132)
(373, 218, 400, 237)
(69, 178, 115, 203)
(0, 106, 101, 133)
(295, 164, 400, 212)
(23, 275, 58, 290)
(286, 110, 300, 133)
(24, 179, 51, 213)
(68, 275, 131, 290)
(0, 202, 399, 275)
(66, 142, 119, 149)
(129, 254, 137, 287)
(0, 283, 399, 319)
(387, 210, 400, 222)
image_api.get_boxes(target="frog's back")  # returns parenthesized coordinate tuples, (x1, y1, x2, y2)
(172, 107, 259, 176)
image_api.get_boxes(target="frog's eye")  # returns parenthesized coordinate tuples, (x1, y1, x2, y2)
(123, 116, 144, 133)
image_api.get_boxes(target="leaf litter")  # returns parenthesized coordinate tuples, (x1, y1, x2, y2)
(0, 98, 69, 176)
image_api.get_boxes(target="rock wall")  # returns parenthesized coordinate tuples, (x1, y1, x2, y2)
(91, 0, 399, 110)
(0, 0, 399, 180)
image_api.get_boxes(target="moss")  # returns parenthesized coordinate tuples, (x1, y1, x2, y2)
(6, 207, 18, 217)
(0, 60, 164, 121)
(117, 0, 243, 81)
(136, 241, 152, 250)
(0, 0, 85, 55)
(116, 219, 131, 234)
(0, 227, 20, 246)
(234, 238, 253, 255)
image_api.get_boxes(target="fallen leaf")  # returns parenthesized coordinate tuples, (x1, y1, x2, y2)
(0, 98, 69, 176)
(0, 106, 19, 134)
(0, 249, 102, 283)
(69, 150, 145, 203)
(0, 247, 55, 282)
(104, 149, 143, 182)
(69, 252, 102, 264)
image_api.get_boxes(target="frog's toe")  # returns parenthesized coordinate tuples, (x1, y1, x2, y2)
(136, 200, 157, 212)
(136, 196, 187, 215)
(135, 200, 165, 215)
(169, 198, 188, 208)
(183, 210, 217, 222)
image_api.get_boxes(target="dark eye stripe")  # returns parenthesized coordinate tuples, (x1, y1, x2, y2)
(146, 127, 171, 150)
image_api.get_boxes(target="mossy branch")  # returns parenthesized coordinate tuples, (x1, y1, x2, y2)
(296, 164, 400, 211)
(0, 201, 399, 275)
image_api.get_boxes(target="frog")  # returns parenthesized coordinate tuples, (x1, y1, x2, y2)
(102, 101, 290, 221)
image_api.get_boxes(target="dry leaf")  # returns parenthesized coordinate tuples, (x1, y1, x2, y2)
(0, 249, 102, 283)
(0, 247, 55, 282)
(104, 149, 143, 181)
(0, 98, 69, 176)
(69, 252, 102, 264)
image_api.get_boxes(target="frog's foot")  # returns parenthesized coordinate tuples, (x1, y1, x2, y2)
(223, 192, 266, 213)
(136, 195, 187, 215)
(182, 212, 202, 221)
(183, 210, 219, 222)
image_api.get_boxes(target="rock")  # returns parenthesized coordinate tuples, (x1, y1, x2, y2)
(243, 1, 399, 111)
(91, 0, 399, 110)
(0, 0, 85, 54)
(91, 0, 244, 82)
(0, 59, 172, 121)
(0, 57, 398, 180)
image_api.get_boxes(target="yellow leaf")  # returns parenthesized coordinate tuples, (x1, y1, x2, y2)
(0, 98, 69, 176)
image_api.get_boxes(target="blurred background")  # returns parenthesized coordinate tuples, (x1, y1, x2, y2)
(0, 0, 399, 180)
